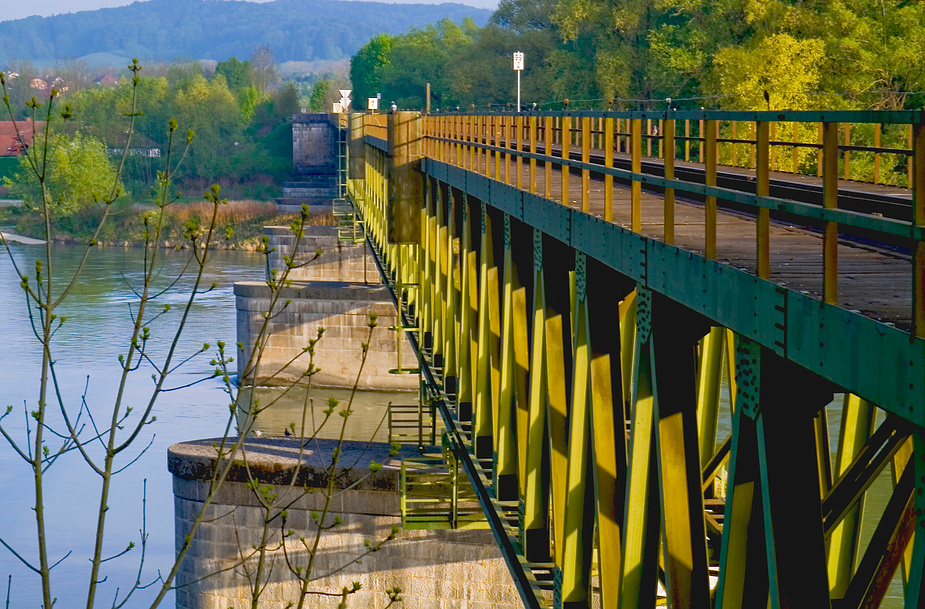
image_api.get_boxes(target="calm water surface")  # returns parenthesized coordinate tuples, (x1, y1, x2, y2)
(0, 244, 405, 608)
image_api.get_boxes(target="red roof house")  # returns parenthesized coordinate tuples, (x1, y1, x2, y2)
(0, 120, 46, 156)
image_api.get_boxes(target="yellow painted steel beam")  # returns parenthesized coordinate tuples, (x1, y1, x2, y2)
(663, 118, 675, 245)
(443, 190, 458, 394)
(715, 338, 770, 608)
(560, 252, 595, 608)
(605, 116, 614, 223)
(562, 115, 571, 206)
(434, 184, 447, 362)
(495, 215, 519, 500)
(457, 194, 478, 422)
(756, 121, 770, 279)
(827, 394, 876, 599)
(892, 435, 914, 587)
(587, 259, 630, 609)
(631, 119, 642, 232)
(523, 227, 551, 563)
(822, 121, 839, 305)
(517, 115, 524, 191)
(544, 239, 573, 567)
(619, 287, 659, 609)
(695, 326, 724, 466)
(474, 202, 498, 458)
(582, 116, 590, 213)
(619, 292, 637, 416)
(529, 115, 538, 194)
(650, 297, 711, 609)
(705, 119, 717, 260)
(902, 430, 925, 607)
(814, 407, 833, 498)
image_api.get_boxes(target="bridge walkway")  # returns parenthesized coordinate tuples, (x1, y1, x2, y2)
(479, 153, 913, 329)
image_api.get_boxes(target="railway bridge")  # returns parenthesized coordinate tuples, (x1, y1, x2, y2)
(331, 109, 925, 609)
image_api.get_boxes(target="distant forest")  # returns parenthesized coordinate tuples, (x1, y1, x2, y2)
(0, 0, 492, 64)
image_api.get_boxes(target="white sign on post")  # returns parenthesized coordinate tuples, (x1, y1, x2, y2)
(332, 102, 344, 113)
(513, 51, 524, 112)
(368, 97, 379, 111)
(338, 89, 352, 112)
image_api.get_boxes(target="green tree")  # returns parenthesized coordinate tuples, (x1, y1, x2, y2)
(4, 131, 124, 217)
(350, 33, 394, 103)
(309, 78, 330, 112)
(215, 56, 252, 94)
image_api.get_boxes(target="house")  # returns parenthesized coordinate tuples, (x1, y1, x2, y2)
(30, 78, 47, 90)
(0, 120, 46, 156)
(94, 73, 118, 87)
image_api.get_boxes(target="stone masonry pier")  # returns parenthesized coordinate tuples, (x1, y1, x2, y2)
(170, 438, 520, 609)
(235, 225, 416, 389)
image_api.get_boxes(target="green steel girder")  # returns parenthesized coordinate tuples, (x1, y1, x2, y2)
(645, 241, 786, 355)
(786, 293, 925, 428)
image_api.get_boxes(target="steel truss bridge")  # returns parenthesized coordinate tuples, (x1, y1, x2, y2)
(335, 109, 925, 609)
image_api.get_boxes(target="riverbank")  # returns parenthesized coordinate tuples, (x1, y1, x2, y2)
(0, 199, 332, 250)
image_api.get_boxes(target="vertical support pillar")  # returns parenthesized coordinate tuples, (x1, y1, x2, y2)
(545, 115, 554, 200)
(588, 258, 629, 609)
(631, 118, 642, 232)
(444, 188, 458, 396)
(559, 252, 595, 609)
(495, 214, 524, 501)
(913, 120, 925, 337)
(605, 116, 614, 223)
(517, 115, 524, 190)
(458, 194, 478, 423)
(696, 326, 724, 465)
(756, 121, 771, 279)
(757, 352, 833, 609)
(827, 394, 876, 598)
(715, 335, 769, 609)
(523, 228, 551, 563)
(581, 116, 590, 213)
(474, 201, 499, 459)
(664, 117, 676, 245)
(545, 236, 573, 566)
(530, 115, 538, 194)
(822, 121, 839, 305)
(705, 119, 718, 260)
(349, 112, 366, 180)
(651, 297, 711, 609)
(902, 430, 925, 606)
(562, 115, 571, 205)
(619, 287, 659, 609)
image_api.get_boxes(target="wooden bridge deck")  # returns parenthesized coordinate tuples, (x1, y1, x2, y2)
(464, 153, 914, 329)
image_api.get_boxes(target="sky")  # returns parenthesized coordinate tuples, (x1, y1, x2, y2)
(2, 0, 498, 21)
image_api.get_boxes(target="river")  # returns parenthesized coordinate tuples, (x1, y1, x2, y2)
(0, 243, 405, 608)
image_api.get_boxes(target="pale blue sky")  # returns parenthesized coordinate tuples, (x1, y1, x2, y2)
(3, 0, 498, 21)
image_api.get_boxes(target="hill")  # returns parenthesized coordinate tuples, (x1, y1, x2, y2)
(0, 0, 492, 65)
